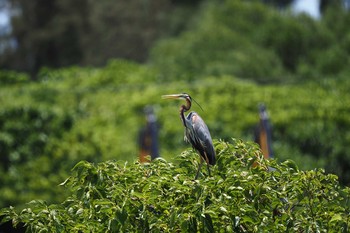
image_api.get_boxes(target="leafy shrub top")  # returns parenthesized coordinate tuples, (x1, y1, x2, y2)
(1, 139, 349, 232)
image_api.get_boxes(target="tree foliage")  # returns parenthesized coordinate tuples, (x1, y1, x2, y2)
(3, 0, 350, 80)
(1, 139, 349, 232)
(5, 0, 88, 75)
(150, 0, 350, 82)
(1, 0, 198, 76)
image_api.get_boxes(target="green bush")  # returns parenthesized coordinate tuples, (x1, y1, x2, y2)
(150, 1, 285, 83)
(1, 63, 350, 208)
(1, 139, 349, 232)
(0, 105, 73, 207)
(150, 25, 284, 82)
(0, 70, 29, 85)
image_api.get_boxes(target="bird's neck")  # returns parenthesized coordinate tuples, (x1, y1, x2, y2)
(183, 98, 191, 112)
(180, 106, 187, 127)
(180, 99, 191, 128)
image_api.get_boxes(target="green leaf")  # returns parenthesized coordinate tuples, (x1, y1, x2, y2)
(330, 214, 343, 223)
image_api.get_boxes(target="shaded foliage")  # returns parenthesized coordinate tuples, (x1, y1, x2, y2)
(1, 0, 199, 76)
(6, 0, 88, 76)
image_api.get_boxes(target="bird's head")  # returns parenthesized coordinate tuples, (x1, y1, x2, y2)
(162, 93, 203, 111)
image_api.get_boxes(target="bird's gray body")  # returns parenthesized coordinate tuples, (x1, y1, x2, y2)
(183, 111, 216, 165)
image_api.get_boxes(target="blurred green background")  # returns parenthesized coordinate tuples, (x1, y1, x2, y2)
(1, 0, 350, 209)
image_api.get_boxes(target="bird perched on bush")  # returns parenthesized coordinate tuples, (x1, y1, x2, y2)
(162, 93, 215, 179)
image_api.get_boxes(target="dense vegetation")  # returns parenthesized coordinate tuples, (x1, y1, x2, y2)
(1, 0, 350, 231)
(1, 61, 350, 209)
(1, 140, 349, 232)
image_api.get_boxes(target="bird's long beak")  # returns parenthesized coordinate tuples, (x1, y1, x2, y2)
(161, 94, 184, 100)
